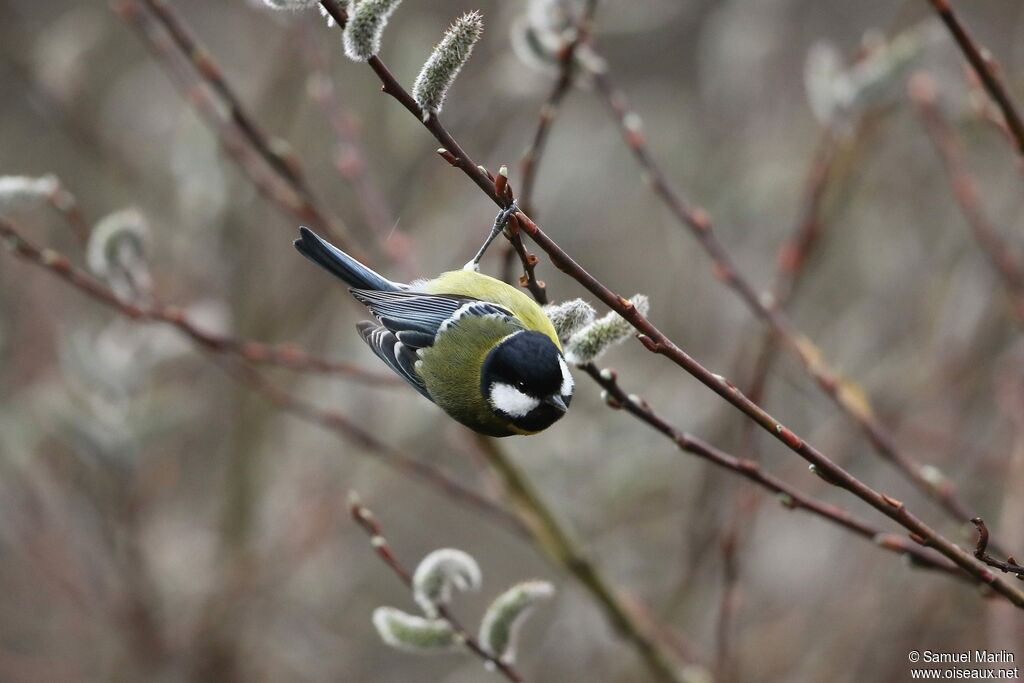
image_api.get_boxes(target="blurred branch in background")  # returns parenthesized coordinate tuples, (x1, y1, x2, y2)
(911, 73, 1024, 327)
(516, 209, 1024, 607)
(579, 363, 962, 578)
(923, 0, 1024, 159)
(112, 0, 368, 259)
(301, 28, 415, 273)
(0, 215, 522, 533)
(588, 48, 993, 542)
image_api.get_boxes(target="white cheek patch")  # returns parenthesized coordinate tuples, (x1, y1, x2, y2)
(558, 357, 575, 397)
(489, 382, 540, 418)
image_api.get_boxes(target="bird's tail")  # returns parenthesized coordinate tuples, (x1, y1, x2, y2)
(293, 227, 401, 291)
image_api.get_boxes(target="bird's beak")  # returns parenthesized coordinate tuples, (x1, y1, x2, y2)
(543, 394, 568, 413)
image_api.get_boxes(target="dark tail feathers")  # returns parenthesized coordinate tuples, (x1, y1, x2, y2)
(293, 227, 400, 291)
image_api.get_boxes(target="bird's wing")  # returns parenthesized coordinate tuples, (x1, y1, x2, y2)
(357, 322, 431, 399)
(351, 289, 519, 349)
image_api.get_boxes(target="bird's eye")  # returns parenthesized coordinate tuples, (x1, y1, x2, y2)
(515, 380, 527, 391)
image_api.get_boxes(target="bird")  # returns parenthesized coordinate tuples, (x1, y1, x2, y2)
(293, 212, 573, 437)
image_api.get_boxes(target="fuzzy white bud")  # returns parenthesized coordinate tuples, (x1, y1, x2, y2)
(805, 21, 939, 132)
(0, 175, 59, 214)
(412, 548, 482, 618)
(412, 11, 484, 120)
(543, 298, 597, 344)
(372, 607, 459, 653)
(564, 295, 649, 365)
(86, 208, 151, 299)
(479, 580, 554, 665)
(343, 0, 402, 62)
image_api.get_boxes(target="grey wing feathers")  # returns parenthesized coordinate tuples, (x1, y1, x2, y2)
(357, 322, 431, 399)
(351, 289, 514, 344)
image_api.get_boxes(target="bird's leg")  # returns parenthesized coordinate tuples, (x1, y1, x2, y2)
(464, 202, 518, 271)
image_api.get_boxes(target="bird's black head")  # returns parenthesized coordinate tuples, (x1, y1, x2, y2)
(481, 331, 574, 434)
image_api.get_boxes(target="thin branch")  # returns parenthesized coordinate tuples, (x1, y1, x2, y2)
(0, 216, 522, 534)
(738, 129, 844, 455)
(315, 5, 703, 679)
(589, 67, 985, 536)
(302, 31, 413, 270)
(473, 435, 697, 683)
(349, 494, 527, 683)
(518, 0, 599, 215)
(113, 0, 366, 259)
(924, 0, 1024, 158)
(502, 0, 599, 295)
(315, 0, 1024, 609)
(516, 205, 1024, 605)
(1, 216, 395, 384)
(713, 531, 740, 683)
(221, 360, 522, 532)
(971, 518, 1024, 579)
(579, 364, 962, 577)
(911, 73, 1024, 326)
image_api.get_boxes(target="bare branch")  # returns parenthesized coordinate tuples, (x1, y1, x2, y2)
(972, 518, 1024, 579)
(924, 0, 1024, 158)
(911, 73, 1024, 327)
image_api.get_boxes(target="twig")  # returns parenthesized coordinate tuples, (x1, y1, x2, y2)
(473, 435, 697, 683)
(113, 0, 365, 258)
(738, 130, 844, 455)
(911, 73, 1024, 326)
(579, 364, 962, 577)
(713, 531, 740, 683)
(302, 31, 413, 270)
(924, 0, 1024, 158)
(349, 494, 527, 683)
(590, 67, 986, 536)
(502, 0, 599, 295)
(0, 216, 523, 534)
(45, 175, 93, 244)
(315, 0, 1024, 609)
(518, 0, 599, 215)
(315, 5, 702, 678)
(0, 215, 395, 384)
(971, 518, 1024, 579)
(517, 206, 1024, 604)
(222, 360, 523, 533)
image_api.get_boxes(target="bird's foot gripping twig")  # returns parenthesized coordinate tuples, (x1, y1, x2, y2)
(465, 201, 519, 272)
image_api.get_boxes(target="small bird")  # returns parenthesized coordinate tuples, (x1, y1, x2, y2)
(293, 214, 573, 437)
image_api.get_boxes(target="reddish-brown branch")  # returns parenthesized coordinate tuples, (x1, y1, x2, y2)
(0, 215, 523, 533)
(590, 68, 985, 535)
(114, 0, 365, 258)
(971, 518, 1024, 579)
(516, 208, 1024, 604)
(502, 0, 599, 295)
(315, 0, 1024, 608)
(924, 0, 1024, 158)
(911, 74, 1024, 327)
(0, 217, 395, 384)
(580, 364, 962, 577)
(713, 531, 740, 683)
(349, 495, 527, 683)
(302, 32, 414, 271)
(740, 130, 843, 448)
(518, 0, 599, 215)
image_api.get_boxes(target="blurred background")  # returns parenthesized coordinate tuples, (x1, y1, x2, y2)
(1, 0, 1023, 681)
